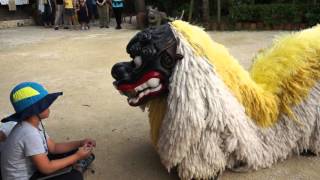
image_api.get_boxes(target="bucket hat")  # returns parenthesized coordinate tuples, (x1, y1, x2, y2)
(1, 82, 62, 122)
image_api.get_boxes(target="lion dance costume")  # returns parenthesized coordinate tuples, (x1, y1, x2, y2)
(111, 21, 320, 179)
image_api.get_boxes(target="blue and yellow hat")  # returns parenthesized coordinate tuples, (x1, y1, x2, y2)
(1, 82, 63, 122)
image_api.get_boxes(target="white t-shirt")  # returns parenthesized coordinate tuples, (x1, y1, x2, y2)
(1, 121, 49, 180)
(0, 121, 17, 152)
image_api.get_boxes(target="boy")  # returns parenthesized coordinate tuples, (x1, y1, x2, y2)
(1, 82, 96, 180)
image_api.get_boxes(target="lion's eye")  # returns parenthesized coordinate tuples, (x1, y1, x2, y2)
(161, 53, 175, 69)
(133, 56, 142, 69)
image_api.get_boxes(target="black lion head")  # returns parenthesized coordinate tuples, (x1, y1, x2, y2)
(111, 24, 183, 106)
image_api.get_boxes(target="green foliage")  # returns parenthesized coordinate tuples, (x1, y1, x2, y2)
(229, 4, 261, 22)
(229, 0, 256, 5)
(305, 6, 320, 26)
(146, 0, 201, 20)
(145, 0, 320, 24)
(229, 3, 320, 25)
(172, 3, 190, 19)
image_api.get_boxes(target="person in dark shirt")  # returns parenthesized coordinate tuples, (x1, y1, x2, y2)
(42, 0, 54, 27)
(111, 0, 124, 29)
(86, 0, 98, 24)
(76, 0, 90, 30)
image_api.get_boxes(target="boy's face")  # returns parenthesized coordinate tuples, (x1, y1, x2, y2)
(39, 109, 50, 119)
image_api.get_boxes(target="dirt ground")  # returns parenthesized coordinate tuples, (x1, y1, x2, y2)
(1, 25, 320, 180)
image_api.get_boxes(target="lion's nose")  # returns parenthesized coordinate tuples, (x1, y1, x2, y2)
(111, 62, 133, 81)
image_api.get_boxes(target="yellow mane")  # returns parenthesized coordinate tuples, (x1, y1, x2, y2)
(171, 20, 320, 127)
(171, 21, 276, 127)
(250, 27, 320, 120)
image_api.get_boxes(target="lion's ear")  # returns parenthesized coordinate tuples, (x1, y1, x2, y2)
(175, 54, 184, 60)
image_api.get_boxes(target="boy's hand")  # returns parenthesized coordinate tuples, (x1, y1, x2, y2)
(81, 138, 96, 148)
(76, 146, 92, 160)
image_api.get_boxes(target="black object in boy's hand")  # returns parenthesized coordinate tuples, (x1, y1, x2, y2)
(73, 154, 95, 173)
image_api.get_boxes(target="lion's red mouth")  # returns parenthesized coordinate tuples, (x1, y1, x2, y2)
(116, 71, 166, 106)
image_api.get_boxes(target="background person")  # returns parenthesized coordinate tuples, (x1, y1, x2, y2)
(54, 0, 65, 30)
(86, 0, 98, 25)
(76, 0, 90, 30)
(111, 0, 124, 29)
(96, 0, 110, 28)
(64, 0, 76, 29)
(42, 0, 54, 27)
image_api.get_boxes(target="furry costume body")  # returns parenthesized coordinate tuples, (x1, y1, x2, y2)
(112, 21, 320, 179)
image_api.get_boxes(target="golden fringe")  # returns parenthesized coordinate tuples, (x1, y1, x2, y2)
(147, 97, 167, 146)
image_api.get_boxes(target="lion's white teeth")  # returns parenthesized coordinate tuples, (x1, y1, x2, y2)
(134, 82, 147, 92)
(135, 85, 143, 92)
(139, 91, 145, 98)
(147, 78, 160, 88)
(129, 84, 162, 105)
(134, 78, 160, 92)
(141, 83, 148, 89)
(143, 89, 150, 96)
(129, 97, 140, 104)
(128, 77, 163, 104)
(151, 84, 162, 92)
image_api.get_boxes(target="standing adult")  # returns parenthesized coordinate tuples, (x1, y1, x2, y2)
(86, 0, 98, 23)
(64, 0, 75, 29)
(91, 0, 99, 22)
(86, 0, 93, 23)
(42, 0, 53, 27)
(96, 0, 110, 28)
(54, 0, 64, 30)
(112, 0, 124, 29)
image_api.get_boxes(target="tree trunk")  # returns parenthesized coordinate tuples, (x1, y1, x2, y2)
(134, 0, 146, 29)
(202, 0, 210, 27)
(134, 0, 145, 12)
(217, 0, 221, 23)
(188, 0, 194, 22)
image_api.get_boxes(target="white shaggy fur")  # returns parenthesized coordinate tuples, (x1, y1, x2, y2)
(156, 28, 320, 179)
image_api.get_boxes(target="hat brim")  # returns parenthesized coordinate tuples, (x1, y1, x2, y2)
(1, 92, 63, 123)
